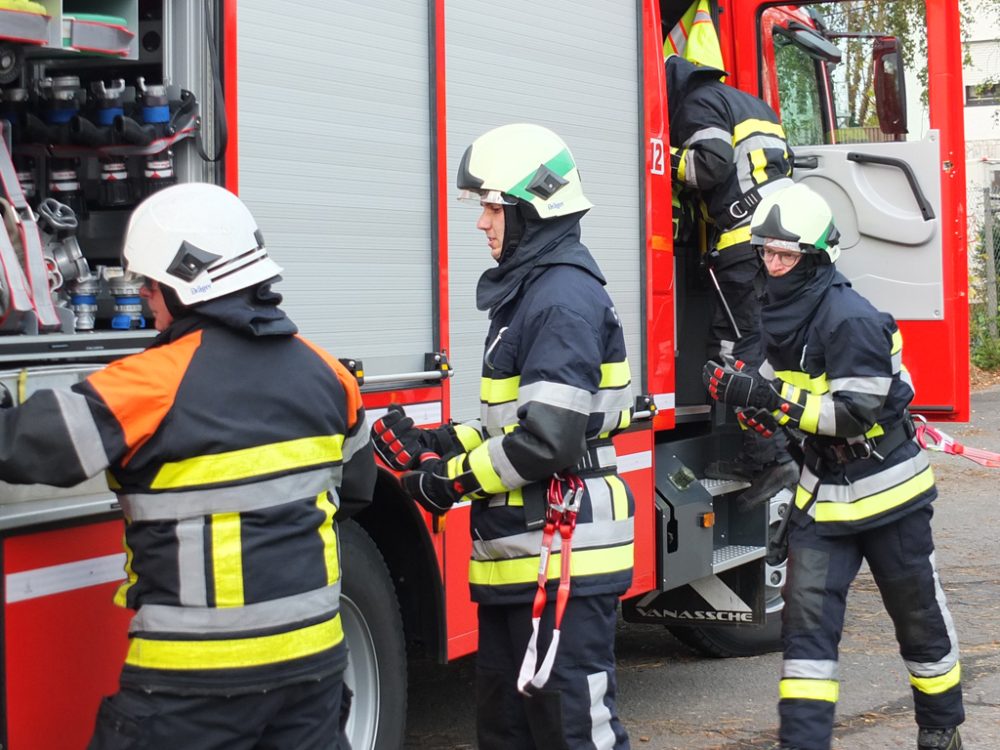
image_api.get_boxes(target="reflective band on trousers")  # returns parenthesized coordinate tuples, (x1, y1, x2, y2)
(125, 613, 344, 670)
(779, 678, 839, 703)
(910, 662, 962, 695)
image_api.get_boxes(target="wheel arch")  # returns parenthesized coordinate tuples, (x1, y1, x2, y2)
(352, 467, 447, 662)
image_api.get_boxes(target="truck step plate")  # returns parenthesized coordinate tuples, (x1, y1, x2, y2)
(712, 544, 765, 574)
(699, 477, 751, 496)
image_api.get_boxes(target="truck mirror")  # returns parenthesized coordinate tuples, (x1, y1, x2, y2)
(874, 36, 908, 137)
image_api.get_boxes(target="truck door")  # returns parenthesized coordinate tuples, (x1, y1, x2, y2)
(728, 0, 968, 421)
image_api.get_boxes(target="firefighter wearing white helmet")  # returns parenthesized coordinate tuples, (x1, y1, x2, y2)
(373, 124, 633, 749)
(705, 183, 965, 750)
(124, 182, 282, 307)
(0, 182, 376, 748)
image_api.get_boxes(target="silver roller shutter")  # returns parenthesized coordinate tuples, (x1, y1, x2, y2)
(236, 0, 434, 375)
(445, 0, 643, 421)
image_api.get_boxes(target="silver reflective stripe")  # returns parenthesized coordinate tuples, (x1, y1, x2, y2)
(120, 468, 339, 521)
(343, 420, 371, 462)
(814, 451, 930, 504)
(588, 671, 616, 750)
(482, 401, 518, 433)
(176, 518, 207, 607)
(783, 659, 839, 680)
(591, 386, 633, 415)
(759, 359, 776, 379)
(488, 437, 527, 489)
(577, 444, 618, 473)
(892, 350, 903, 373)
(905, 552, 961, 678)
(735, 141, 789, 192)
(472, 517, 633, 561)
(518, 380, 593, 415)
(683, 151, 699, 188)
(598, 411, 622, 434)
(54, 390, 109, 478)
(829, 376, 893, 396)
(587, 476, 614, 522)
(682, 126, 731, 148)
(130, 583, 341, 635)
(816, 396, 838, 436)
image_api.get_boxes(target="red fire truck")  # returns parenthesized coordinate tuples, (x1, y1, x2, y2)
(0, 1, 966, 748)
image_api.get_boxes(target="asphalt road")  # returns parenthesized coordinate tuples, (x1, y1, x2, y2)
(404, 387, 1000, 749)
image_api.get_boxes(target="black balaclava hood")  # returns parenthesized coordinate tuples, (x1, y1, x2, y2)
(476, 205, 603, 316)
(159, 276, 298, 338)
(761, 254, 842, 345)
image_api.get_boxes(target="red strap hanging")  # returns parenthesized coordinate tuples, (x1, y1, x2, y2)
(516, 473, 584, 694)
(915, 417, 1000, 468)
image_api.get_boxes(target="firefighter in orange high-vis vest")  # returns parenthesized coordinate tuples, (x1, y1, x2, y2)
(0, 183, 376, 750)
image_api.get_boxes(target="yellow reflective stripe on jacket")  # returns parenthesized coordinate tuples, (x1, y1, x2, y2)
(750, 149, 769, 185)
(776, 370, 830, 394)
(800, 393, 822, 433)
(606, 475, 629, 520)
(891, 329, 903, 354)
(468, 543, 634, 586)
(779, 678, 839, 703)
(151, 435, 345, 489)
(910, 662, 961, 695)
(600, 361, 631, 388)
(315, 491, 339, 586)
(125, 613, 344, 670)
(114, 534, 137, 608)
(733, 118, 786, 144)
(801, 466, 936, 522)
(468, 442, 506, 495)
(211, 513, 244, 607)
(716, 225, 752, 250)
(454, 423, 484, 451)
(481, 375, 520, 404)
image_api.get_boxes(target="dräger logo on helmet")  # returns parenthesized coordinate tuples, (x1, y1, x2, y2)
(190, 283, 213, 295)
(547, 201, 564, 210)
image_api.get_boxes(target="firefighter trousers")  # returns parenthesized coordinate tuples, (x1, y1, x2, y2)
(476, 594, 630, 750)
(87, 672, 352, 750)
(779, 504, 964, 750)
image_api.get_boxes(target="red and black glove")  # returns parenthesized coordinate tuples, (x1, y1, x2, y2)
(400, 452, 483, 517)
(702, 359, 780, 410)
(737, 406, 780, 438)
(371, 405, 432, 471)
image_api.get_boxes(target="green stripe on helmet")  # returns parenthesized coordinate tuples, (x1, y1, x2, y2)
(506, 149, 575, 203)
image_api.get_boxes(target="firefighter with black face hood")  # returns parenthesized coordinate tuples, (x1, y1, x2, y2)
(703, 183, 964, 750)
(0, 183, 376, 749)
(371, 124, 633, 749)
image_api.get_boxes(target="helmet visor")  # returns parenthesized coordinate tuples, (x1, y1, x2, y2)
(457, 189, 516, 206)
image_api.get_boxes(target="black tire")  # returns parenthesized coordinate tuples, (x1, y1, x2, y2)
(668, 610, 782, 658)
(339, 520, 407, 750)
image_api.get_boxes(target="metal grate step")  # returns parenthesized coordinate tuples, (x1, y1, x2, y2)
(699, 477, 751, 497)
(712, 544, 765, 574)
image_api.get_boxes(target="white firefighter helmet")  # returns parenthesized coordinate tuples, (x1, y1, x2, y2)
(456, 123, 593, 219)
(122, 183, 282, 305)
(750, 182, 841, 263)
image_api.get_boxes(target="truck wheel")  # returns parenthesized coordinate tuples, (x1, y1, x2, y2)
(668, 494, 789, 658)
(339, 520, 407, 749)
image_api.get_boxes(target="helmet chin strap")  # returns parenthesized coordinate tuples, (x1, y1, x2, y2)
(498, 202, 528, 265)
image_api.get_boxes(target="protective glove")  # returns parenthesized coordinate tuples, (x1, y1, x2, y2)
(371, 405, 433, 471)
(702, 359, 780, 410)
(737, 406, 780, 438)
(0, 383, 12, 409)
(400, 452, 483, 517)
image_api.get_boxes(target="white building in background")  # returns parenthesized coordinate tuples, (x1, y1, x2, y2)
(964, 2, 1000, 223)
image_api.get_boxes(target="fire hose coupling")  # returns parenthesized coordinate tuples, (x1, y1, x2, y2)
(102, 266, 146, 330)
